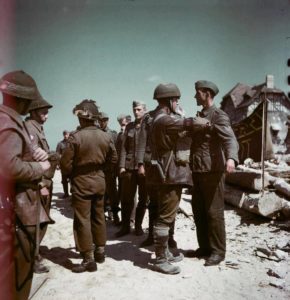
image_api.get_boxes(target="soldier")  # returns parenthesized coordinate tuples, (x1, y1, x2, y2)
(60, 100, 117, 273)
(146, 83, 209, 274)
(0, 70, 51, 300)
(115, 101, 148, 237)
(114, 114, 130, 225)
(97, 112, 119, 223)
(187, 80, 239, 266)
(25, 97, 58, 273)
(56, 130, 70, 198)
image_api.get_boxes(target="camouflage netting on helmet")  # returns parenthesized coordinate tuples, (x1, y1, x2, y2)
(0, 70, 42, 100)
(73, 99, 99, 120)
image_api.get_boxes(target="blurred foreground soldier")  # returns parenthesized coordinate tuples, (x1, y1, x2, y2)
(60, 100, 117, 273)
(147, 83, 210, 274)
(116, 101, 148, 237)
(56, 130, 70, 198)
(98, 112, 119, 223)
(0, 70, 50, 300)
(188, 80, 239, 266)
(25, 97, 58, 273)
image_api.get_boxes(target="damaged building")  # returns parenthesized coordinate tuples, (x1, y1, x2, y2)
(221, 76, 290, 155)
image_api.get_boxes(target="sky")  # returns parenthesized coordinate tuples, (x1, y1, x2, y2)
(0, 0, 290, 149)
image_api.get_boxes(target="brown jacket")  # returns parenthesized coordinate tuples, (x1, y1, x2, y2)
(146, 107, 193, 187)
(60, 125, 117, 197)
(0, 105, 49, 225)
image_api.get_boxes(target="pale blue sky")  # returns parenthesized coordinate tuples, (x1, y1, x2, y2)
(1, 0, 290, 148)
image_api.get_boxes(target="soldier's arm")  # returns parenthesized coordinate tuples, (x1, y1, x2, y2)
(213, 111, 239, 166)
(60, 138, 76, 176)
(0, 130, 44, 181)
(119, 126, 128, 170)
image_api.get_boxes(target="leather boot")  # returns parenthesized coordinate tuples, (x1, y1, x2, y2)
(72, 251, 97, 273)
(165, 247, 184, 263)
(33, 255, 49, 273)
(115, 226, 130, 238)
(152, 226, 180, 275)
(135, 206, 146, 236)
(62, 182, 69, 198)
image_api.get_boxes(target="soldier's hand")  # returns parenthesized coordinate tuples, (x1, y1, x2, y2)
(138, 164, 145, 176)
(119, 168, 126, 176)
(33, 147, 49, 161)
(39, 160, 51, 171)
(184, 117, 210, 131)
(191, 117, 210, 129)
(226, 159, 235, 173)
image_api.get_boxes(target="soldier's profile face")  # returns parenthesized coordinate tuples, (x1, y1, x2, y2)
(195, 89, 206, 106)
(32, 108, 49, 124)
(98, 118, 108, 129)
(133, 105, 145, 120)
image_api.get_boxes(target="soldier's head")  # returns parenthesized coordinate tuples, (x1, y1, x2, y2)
(98, 112, 109, 130)
(194, 80, 219, 107)
(0, 70, 43, 115)
(117, 114, 128, 130)
(126, 115, 132, 123)
(73, 99, 99, 127)
(63, 130, 70, 140)
(28, 98, 53, 125)
(132, 101, 146, 121)
(153, 83, 181, 114)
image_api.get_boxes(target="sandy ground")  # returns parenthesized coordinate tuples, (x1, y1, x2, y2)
(29, 170, 290, 300)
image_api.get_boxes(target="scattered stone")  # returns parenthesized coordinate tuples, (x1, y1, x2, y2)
(269, 278, 285, 289)
(267, 266, 287, 279)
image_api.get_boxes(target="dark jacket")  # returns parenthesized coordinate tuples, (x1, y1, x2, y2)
(146, 107, 193, 187)
(119, 121, 144, 170)
(60, 125, 117, 197)
(190, 104, 239, 173)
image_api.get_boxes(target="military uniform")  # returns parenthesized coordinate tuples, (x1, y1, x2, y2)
(56, 137, 70, 197)
(117, 120, 148, 236)
(0, 106, 49, 299)
(60, 123, 117, 265)
(25, 118, 57, 222)
(190, 104, 239, 258)
(190, 80, 239, 265)
(100, 126, 119, 219)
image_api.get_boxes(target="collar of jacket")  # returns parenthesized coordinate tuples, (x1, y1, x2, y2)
(25, 118, 43, 133)
(0, 104, 24, 129)
(201, 104, 216, 117)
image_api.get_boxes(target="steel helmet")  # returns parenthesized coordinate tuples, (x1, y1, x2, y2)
(28, 98, 53, 112)
(153, 83, 181, 100)
(0, 70, 43, 101)
(73, 99, 99, 121)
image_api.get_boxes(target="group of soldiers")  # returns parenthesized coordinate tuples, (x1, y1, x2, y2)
(0, 69, 239, 299)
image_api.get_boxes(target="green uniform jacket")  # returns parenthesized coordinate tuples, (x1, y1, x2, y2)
(119, 121, 144, 170)
(190, 105, 239, 172)
(60, 125, 117, 197)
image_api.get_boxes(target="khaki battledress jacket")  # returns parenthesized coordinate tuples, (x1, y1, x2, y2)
(0, 105, 49, 225)
(60, 125, 117, 197)
(146, 107, 193, 187)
